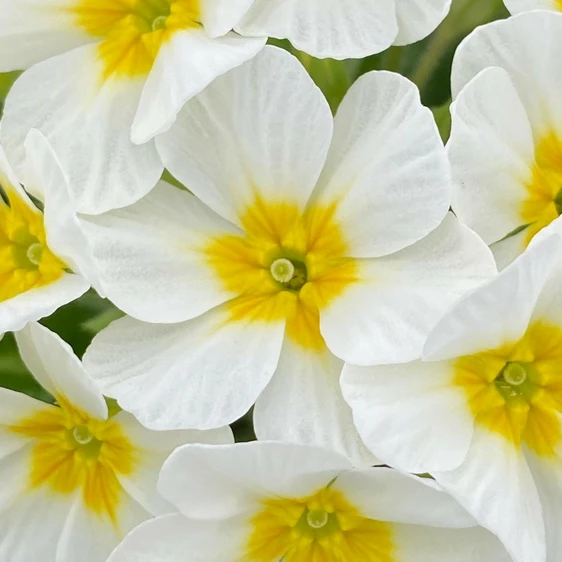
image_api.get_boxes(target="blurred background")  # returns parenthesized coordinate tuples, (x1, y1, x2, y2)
(0, 0, 509, 440)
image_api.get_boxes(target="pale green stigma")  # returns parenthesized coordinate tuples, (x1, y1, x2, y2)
(306, 509, 329, 529)
(503, 362, 527, 386)
(26, 242, 44, 266)
(152, 15, 168, 31)
(270, 258, 295, 284)
(72, 425, 94, 445)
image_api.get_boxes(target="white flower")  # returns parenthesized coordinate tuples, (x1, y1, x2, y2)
(107, 441, 510, 562)
(0, 0, 265, 214)
(236, 0, 452, 59)
(80, 46, 495, 465)
(0, 322, 231, 562)
(448, 11, 562, 269)
(504, 0, 562, 13)
(342, 232, 562, 562)
(0, 129, 98, 334)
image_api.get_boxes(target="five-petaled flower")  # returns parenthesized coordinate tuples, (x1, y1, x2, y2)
(79, 46, 495, 464)
(107, 441, 510, 562)
(0, 322, 231, 562)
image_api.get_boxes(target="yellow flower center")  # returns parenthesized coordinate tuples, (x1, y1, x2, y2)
(0, 186, 67, 303)
(520, 131, 562, 245)
(9, 398, 135, 524)
(72, 0, 201, 79)
(247, 486, 394, 562)
(203, 196, 359, 351)
(454, 322, 562, 457)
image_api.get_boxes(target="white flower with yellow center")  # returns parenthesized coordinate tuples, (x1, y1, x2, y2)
(0, 0, 265, 214)
(80, 47, 495, 464)
(0, 129, 100, 334)
(342, 232, 562, 562)
(107, 442, 510, 562)
(0, 321, 231, 562)
(448, 11, 562, 269)
(236, 0, 452, 59)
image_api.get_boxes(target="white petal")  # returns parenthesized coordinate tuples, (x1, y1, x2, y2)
(56, 492, 150, 562)
(79, 181, 239, 323)
(158, 442, 352, 519)
(236, 0, 399, 60)
(341, 359, 474, 473)
(321, 213, 496, 365)
(0, 443, 35, 506)
(393, 0, 452, 46)
(335, 468, 476, 527)
(15, 323, 107, 419)
(0, 273, 90, 334)
(24, 130, 102, 291)
(1, 45, 163, 215)
(526, 452, 562, 561)
(504, 0, 560, 13)
(0, 487, 73, 562)
(452, 11, 562, 135)
(156, 46, 332, 226)
(434, 429, 545, 562)
(393, 524, 512, 562)
(83, 310, 285, 430)
(113, 410, 233, 516)
(0, 389, 47, 459)
(107, 514, 248, 562)
(0, 0, 92, 71)
(314, 70, 450, 258)
(448, 67, 535, 245)
(254, 339, 376, 468)
(200, 0, 255, 37)
(131, 29, 265, 144)
(424, 233, 562, 362)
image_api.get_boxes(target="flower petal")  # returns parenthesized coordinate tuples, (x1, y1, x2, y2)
(254, 339, 376, 468)
(321, 213, 496, 365)
(0, 273, 89, 334)
(83, 310, 285, 430)
(131, 28, 265, 144)
(158, 442, 352, 519)
(0, 0, 92, 71)
(448, 67, 535, 245)
(15, 322, 108, 419)
(452, 11, 562, 135)
(424, 233, 562, 362)
(314, 70, 450, 258)
(156, 46, 332, 226)
(236, 0, 399, 59)
(434, 429, 545, 562)
(393, 0, 452, 46)
(200, 0, 256, 38)
(107, 513, 248, 562)
(79, 181, 239, 323)
(1, 44, 163, 215)
(341, 359, 474, 473)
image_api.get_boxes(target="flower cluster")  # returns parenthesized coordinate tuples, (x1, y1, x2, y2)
(0, 1, 559, 561)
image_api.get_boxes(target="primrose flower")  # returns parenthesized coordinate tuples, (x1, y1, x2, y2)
(0, 322, 232, 562)
(0, 0, 264, 214)
(0, 130, 98, 334)
(236, 0, 452, 59)
(81, 47, 494, 464)
(448, 11, 562, 268)
(342, 232, 562, 562)
(107, 441, 510, 562)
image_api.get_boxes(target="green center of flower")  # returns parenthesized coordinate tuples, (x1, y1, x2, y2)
(26, 243, 45, 266)
(69, 425, 103, 459)
(270, 257, 308, 291)
(10, 227, 45, 271)
(133, 0, 172, 33)
(295, 507, 340, 539)
(495, 361, 535, 401)
(306, 509, 329, 529)
(554, 186, 562, 216)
